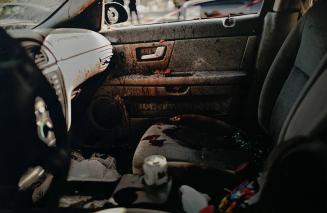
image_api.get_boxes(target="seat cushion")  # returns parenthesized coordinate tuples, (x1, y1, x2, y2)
(133, 124, 251, 174)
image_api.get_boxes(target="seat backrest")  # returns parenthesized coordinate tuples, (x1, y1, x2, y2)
(260, 57, 327, 211)
(281, 54, 327, 143)
(258, 0, 327, 142)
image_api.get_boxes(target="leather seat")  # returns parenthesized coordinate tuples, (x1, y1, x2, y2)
(132, 1, 327, 174)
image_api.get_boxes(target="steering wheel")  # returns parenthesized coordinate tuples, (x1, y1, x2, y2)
(0, 28, 69, 209)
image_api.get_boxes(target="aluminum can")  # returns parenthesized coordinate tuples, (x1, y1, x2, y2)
(143, 155, 168, 186)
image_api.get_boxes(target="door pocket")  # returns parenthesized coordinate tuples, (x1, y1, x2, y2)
(165, 85, 190, 96)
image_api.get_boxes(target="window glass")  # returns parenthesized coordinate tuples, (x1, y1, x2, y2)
(108, 0, 264, 28)
(0, 0, 66, 29)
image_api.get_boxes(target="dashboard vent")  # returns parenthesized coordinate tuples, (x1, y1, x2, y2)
(44, 70, 66, 116)
(26, 45, 48, 67)
(34, 49, 48, 66)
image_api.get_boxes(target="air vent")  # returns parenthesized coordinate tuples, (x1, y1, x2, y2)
(46, 72, 63, 101)
(25, 45, 48, 68)
(34, 49, 48, 66)
(44, 70, 66, 116)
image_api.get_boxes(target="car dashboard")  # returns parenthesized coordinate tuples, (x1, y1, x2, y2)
(12, 28, 113, 129)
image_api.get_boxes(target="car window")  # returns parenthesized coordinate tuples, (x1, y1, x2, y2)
(109, 0, 264, 28)
(0, 0, 66, 29)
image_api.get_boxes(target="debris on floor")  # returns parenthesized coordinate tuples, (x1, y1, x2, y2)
(67, 151, 121, 182)
(59, 195, 93, 208)
(60, 195, 117, 209)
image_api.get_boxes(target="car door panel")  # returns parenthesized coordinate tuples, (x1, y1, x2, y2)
(110, 36, 255, 73)
(103, 14, 259, 43)
(93, 14, 261, 128)
(97, 69, 247, 117)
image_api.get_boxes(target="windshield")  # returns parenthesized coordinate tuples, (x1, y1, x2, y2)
(0, 0, 66, 29)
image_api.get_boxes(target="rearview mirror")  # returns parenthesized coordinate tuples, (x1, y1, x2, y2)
(104, 2, 128, 25)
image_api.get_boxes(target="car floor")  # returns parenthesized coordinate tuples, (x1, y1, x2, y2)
(71, 115, 151, 174)
(55, 118, 145, 208)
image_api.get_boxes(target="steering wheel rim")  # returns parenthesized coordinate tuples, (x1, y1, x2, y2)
(0, 28, 69, 209)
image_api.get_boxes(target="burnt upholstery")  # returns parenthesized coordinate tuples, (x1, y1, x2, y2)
(133, 1, 327, 174)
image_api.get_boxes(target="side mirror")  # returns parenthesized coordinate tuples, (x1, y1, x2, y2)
(104, 2, 128, 25)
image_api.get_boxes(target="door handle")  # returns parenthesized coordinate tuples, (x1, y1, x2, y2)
(141, 46, 166, 60)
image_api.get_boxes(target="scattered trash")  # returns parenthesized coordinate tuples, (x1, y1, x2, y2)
(219, 175, 263, 213)
(90, 153, 117, 170)
(67, 152, 121, 182)
(71, 151, 85, 162)
(59, 195, 93, 208)
(180, 185, 210, 213)
(83, 199, 111, 209)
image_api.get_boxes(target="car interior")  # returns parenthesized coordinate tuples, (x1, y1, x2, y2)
(0, 0, 326, 212)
